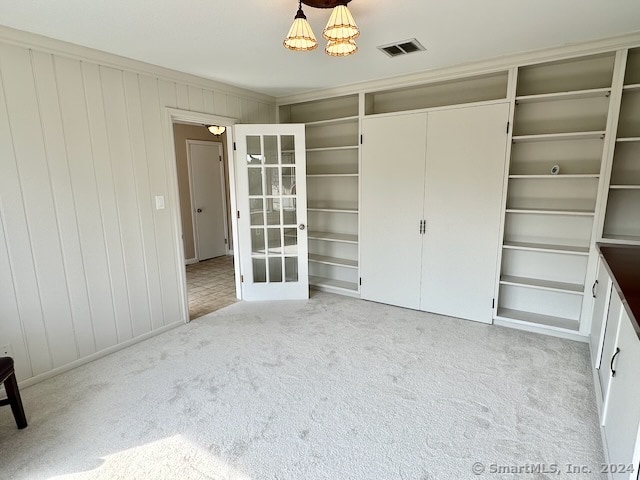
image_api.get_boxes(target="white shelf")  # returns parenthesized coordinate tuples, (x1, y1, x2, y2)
(496, 308, 580, 331)
(305, 115, 359, 127)
(308, 203, 358, 214)
(308, 231, 358, 244)
(616, 137, 640, 143)
(308, 173, 359, 178)
(609, 185, 640, 190)
(508, 174, 599, 179)
(308, 254, 357, 269)
(505, 208, 595, 216)
(515, 87, 611, 104)
(623, 83, 640, 92)
(307, 146, 358, 153)
(500, 275, 584, 295)
(512, 131, 606, 143)
(309, 275, 358, 293)
(502, 241, 589, 256)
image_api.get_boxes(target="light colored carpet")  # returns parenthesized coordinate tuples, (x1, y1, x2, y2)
(0, 292, 604, 479)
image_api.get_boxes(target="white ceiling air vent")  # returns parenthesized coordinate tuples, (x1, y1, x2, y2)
(378, 39, 426, 58)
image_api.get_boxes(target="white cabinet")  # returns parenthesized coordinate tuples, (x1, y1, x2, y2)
(590, 247, 640, 480)
(361, 103, 509, 323)
(590, 260, 613, 369)
(602, 308, 640, 480)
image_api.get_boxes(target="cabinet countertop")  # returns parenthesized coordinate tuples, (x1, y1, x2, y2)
(597, 243, 640, 339)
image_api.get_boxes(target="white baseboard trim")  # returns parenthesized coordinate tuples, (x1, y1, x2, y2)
(185, 258, 198, 265)
(17, 321, 184, 389)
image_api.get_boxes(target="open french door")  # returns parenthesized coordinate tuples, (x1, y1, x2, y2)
(234, 124, 309, 300)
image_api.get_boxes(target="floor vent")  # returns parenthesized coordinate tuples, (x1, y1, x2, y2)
(378, 39, 426, 58)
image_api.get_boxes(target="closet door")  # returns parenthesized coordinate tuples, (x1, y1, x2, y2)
(420, 103, 509, 323)
(360, 113, 427, 309)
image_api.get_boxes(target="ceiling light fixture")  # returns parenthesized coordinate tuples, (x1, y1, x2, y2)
(284, 1, 318, 52)
(284, 1, 359, 57)
(207, 125, 226, 136)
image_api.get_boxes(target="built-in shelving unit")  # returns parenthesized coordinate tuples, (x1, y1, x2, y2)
(364, 72, 508, 115)
(602, 47, 640, 244)
(279, 95, 360, 296)
(497, 52, 616, 334)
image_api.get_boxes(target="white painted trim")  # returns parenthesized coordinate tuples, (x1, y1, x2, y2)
(185, 258, 198, 265)
(0, 25, 274, 104)
(361, 98, 510, 120)
(17, 321, 183, 389)
(276, 32, 640, 105)
(164, 108, 242, 318)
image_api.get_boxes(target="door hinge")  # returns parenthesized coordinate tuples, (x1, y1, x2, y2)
(219, 155, 222, 162)
(492, 298, 495, 309)
(224, 238, 228, 244)
(241, 275, 244, 283)
(233, 142, 237, 151)
(506, 121, 510, 134)
(360, 134, 363, 145)
(237, 210, 240, 219)
(359, 277, 362, 286)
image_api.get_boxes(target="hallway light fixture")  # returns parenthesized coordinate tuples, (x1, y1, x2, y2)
(207, 125, 226, 136)
(284, 1, 359, 57)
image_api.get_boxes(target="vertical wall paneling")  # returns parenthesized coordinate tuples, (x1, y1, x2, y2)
(81, 62, 129, 348)
(123, 71, 164, 333)
(203, 90, 215, 114)
(138, 75, 182, 326)
(100, 66, 151, 339)
(0, 98, 33, 380)
(34, 52, 96, 359)
(187, 85, 205, 113)
(176, 83, 189, 110)
(227, 95, 241, 120)
(214, 91, 228, 117)
(0, 44, 67, 373)
(0, 34, 275, 383)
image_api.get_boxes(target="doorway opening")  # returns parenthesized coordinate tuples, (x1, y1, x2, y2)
(172, 120, 238, 319)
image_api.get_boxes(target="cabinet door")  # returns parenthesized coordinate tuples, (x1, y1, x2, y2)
(420, 103, 509, 323)
(590, 259, 613, 369)
(603, 310, 640, 480)
(599, 290, 623, 405)
(360, 113, 428, 309)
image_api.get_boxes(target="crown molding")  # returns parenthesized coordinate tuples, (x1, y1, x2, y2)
(277, 31, 640, 105)
(0, 25, 275, 104)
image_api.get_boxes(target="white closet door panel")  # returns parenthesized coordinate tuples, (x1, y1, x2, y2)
(100, 66, 151, 340)
(123, 71, 164, 333)
(420, 103, 509, 323)
(138, 74, 183, 326)
(361, 114, 427, 309)
(0, 44, 76, 370)
(82, 63, 132, 348)
(36, 53, 98, 358)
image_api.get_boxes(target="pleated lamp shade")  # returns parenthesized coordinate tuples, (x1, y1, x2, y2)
(284, 4, 318, 51)
(325, 38, 358, 57)
(322, 5, 360, 41)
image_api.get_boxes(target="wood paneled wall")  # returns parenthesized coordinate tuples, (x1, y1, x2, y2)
(0, 37, 275, 383)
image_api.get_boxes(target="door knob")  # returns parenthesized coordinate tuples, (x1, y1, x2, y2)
(196, 208, 203, 213)
(299, 224, 306, 230)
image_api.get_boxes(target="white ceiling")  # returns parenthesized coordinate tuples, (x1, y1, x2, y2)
(0, 0, 639, 98)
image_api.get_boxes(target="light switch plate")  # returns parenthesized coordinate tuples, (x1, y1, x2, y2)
(155, 195, 165, 210)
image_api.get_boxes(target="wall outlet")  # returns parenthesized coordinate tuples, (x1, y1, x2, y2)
(1, 344, 12, 357)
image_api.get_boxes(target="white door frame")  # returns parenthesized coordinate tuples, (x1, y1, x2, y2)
(186, 140, 230, 260)
(163, 108, 240, 324)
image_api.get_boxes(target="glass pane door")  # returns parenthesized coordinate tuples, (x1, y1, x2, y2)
(235, 124, 308, 300)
